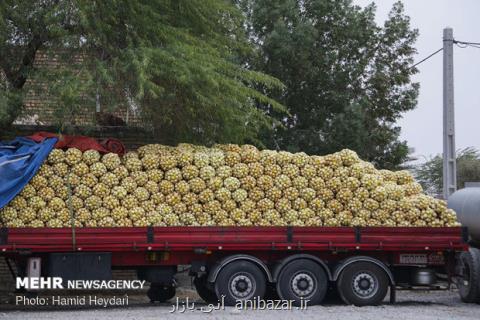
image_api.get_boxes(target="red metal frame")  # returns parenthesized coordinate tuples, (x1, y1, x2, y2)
(0, 225, 466, 307)
(0, 226, 467, 255)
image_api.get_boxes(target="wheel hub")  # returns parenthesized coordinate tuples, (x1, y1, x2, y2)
(352, 272, 378, 298)
(237, 280, 248, 291)
(298, 279, 309, 290)
(230, 274, 254, 299)
(291, 273, 315, 297)
(359, 279, 370, 290)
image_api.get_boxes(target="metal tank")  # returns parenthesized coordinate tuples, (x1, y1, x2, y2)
(448, 186, 480, 245)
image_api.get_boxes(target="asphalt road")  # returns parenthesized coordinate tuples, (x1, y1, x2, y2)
(0, 289, 478, 320)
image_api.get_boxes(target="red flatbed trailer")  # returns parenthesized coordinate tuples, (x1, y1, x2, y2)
(0, 226, 468, 306)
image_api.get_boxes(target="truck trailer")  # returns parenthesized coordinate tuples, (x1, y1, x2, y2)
(0, 224, 472, 306)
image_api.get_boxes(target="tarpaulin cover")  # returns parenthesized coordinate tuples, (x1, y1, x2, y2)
(0, 137, 57, 209)
(28, 131, 125, 154)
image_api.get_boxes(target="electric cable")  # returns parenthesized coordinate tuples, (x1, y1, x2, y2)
(454, 39, 480, 49)
(409, 47, 443, 70)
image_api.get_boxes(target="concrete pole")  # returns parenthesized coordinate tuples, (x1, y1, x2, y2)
(443, 27, 456, 199)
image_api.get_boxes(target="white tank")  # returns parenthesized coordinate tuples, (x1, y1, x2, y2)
(448, 187, 480, 245)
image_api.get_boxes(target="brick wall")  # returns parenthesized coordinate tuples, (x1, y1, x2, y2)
(15, 50, 144, 127)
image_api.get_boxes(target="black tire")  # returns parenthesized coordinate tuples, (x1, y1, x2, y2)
(337, 262, 389, 306)
(458, 248, 480, 303)
(194, 275, 218, 303)
(276, 259, 328, 306)
(214, 260, 266, 306)
(147, 284, 176, 302)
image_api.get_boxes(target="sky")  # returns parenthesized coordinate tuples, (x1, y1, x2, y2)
(353, 0, 480, 163)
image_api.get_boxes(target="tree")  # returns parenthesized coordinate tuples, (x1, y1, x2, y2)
(0, 0, 284, 145)
(241, 0, 419, 168)
(415, 148, 480, 196)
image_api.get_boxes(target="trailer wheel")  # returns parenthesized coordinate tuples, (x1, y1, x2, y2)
(214, 260, 266, 306)
(458, 248, 480, 303)
(276, 259, 328, 306)
(194, 275, 218, 303)
(337, 262, 388, 306)
(147, 284, 176, 302)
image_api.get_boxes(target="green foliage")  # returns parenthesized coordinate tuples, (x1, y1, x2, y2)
(415, 148, 480, 195)
(242, 0, 419, 168)
(2, 0, 421, 163)
(0, 0, 284, 144)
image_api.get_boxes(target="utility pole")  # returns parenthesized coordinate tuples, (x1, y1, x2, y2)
(443, 27, 456, 199)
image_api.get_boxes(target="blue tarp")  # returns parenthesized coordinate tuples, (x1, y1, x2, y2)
(0, 137, 57, 209)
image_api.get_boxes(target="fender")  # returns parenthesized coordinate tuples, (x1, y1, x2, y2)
(272, 254, 333, 281)
(332, 256, 395, 285)
(207, 254, 273, 283)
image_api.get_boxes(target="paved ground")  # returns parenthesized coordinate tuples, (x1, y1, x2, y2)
(0, 289, 478, 320)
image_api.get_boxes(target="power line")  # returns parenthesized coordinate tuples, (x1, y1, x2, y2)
(409, 38, 480, 70)
(454, 40, 480, 46)
(408, 38, 479, 70)
(454, 39, 480, 49)
(409, 47, 443, 70)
